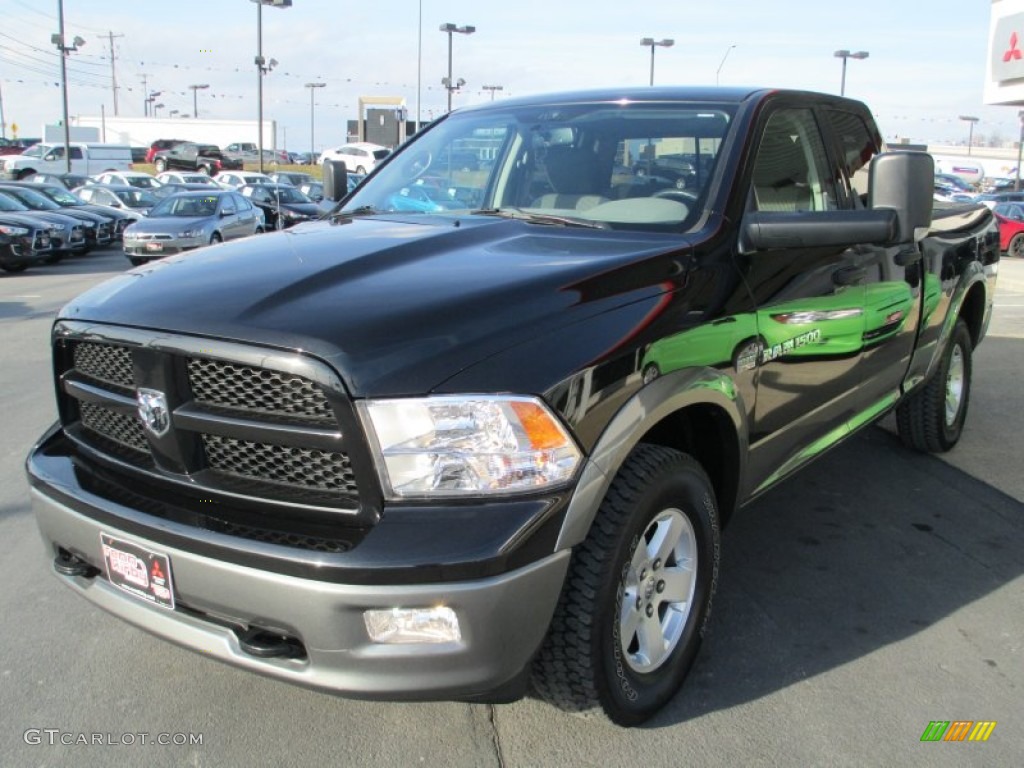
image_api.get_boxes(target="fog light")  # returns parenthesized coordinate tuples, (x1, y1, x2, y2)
(363, 607, 461, 644)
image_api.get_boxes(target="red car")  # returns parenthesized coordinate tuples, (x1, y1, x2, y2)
(992, 202, 1024, 257)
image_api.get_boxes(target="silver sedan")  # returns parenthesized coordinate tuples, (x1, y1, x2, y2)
(122, 190, 265, 266)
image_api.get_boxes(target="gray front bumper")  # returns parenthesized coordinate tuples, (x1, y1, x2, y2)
(32, 488, 569, 701)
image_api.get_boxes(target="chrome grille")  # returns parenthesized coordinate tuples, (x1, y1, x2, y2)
(79, 402, 148, 454)
(201, 434, 356, 492)
(187, 358, 335, 423)
(73, 342, 134, 390)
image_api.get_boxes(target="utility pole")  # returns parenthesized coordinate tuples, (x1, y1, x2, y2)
(99, 31, 124, 115)
(139, 73, 150, 116)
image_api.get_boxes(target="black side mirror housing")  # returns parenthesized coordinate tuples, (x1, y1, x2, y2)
(868, 151, 934, 244)
(323, 160, 348, 203)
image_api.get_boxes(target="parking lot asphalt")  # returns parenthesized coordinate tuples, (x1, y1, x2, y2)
(1, 248, 1021, 767)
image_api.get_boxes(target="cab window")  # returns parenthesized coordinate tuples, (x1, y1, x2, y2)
(751, 109, 837, 212)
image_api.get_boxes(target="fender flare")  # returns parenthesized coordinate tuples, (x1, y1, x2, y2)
(554, 366, 749, 551)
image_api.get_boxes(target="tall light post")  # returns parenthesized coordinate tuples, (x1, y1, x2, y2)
(1016, 111, 1024, 192)
(641, 37, 674, 86)
(716, 44, 736, 85)
(834, 49, 869, 96)
(152, 103, 165, 118)
(482, 84, 503, 101)
(305, 82, 325, 166)
(959, 115, 980, 156)
(440, 23, 475, 113)
(52, 0, 86, 173)
(416, 0, 422, 132)
(254, 0, 292, 173)
(145, 90, 162, 117)
(189, 84, 208, 118)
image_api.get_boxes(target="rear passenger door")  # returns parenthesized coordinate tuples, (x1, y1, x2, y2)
(738, 106, 870, 492)
(823, 107, 920, 408)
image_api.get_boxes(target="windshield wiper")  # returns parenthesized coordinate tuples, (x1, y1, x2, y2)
(330, 205, 379, 220)
(470, 207, 610, 229)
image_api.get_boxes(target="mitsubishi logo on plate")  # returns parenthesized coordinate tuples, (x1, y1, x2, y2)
(137, 388, 170, 437)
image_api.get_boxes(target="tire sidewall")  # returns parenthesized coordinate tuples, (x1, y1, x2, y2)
(595, 460, 719, 724)
(938, 321, 972, 447)
(1010, 233, 1024, 258)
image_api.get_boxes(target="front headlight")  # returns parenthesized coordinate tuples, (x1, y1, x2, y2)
(360, 395, 582, 498)
(180, 228, 203, 238)
(0, 224, 29, 236)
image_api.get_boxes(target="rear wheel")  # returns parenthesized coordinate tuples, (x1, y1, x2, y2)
(1008, 233, 1024, 258)
(198, 165, 212, 176)
(0, 261, 28, 273)
(355, 165, 366, 174)
(532, 444, 720, 725)
(154, 159, 167, 173)
(895, 318, 972, 452)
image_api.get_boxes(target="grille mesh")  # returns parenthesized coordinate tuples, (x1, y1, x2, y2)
(74, 342, 134, 390)
(188, 358, 335, 423)
(79, 402, 149, 454)
(202, 434, 356, 492)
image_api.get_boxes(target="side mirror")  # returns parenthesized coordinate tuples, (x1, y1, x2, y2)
(220, 207, 235, 216)
(323, 160, 348, 203)
(869, 151, 934, 244)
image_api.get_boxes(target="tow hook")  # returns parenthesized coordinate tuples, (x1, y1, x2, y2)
(54, 551, 99, 578)
(237, 628, 306, 660)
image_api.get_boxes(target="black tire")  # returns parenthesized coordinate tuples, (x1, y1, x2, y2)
(209, 232, 222, 245)
(255, 226, 265, 234)
(532, 444, 720, 725)
(154, 159, 167, 173)
(355, 165, 366, 174)
(16, 169, 35, 180)
(198, 165, 212, 176)
(42, 253, 64, 265)
(1008, 233, 1024, 258)
(128, 257, 145, 267)
(1, 261, 28, 273)
(895, 318, 972, 453)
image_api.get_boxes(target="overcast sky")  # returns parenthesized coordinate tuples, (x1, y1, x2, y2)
(0, 0, 1014, 150)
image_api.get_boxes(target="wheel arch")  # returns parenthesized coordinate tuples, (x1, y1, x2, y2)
(958, 279, 987, 349)
(555, 367, 747, 551)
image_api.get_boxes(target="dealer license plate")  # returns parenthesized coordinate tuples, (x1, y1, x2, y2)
(145, 242, 164, 252)
(100, 534, 175, 610)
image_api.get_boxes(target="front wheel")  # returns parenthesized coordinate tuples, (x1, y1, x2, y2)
(0, 261, 28, 273)
(209, 232, 222, 245)
(895, 318, 972, 452)
(532, 444, 720, 725)
(1008, 232, 1024, 258)
(154, 159, 167, 173)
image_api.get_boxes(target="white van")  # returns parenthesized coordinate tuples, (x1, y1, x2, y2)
(0, 142, 133, 180)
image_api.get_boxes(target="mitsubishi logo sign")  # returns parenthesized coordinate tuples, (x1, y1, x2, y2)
(992, 14, 1024, 82)
(137, 388, 170, 437)
(1005, 31, 1023, 62)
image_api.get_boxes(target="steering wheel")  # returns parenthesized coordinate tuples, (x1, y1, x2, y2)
(652, 189, 699, 205)
(407, 150, 432, 178)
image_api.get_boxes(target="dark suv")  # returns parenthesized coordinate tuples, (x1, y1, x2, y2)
(152, 143, 243, 175)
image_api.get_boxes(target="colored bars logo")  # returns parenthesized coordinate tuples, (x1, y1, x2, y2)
(920, 721, 997, 742)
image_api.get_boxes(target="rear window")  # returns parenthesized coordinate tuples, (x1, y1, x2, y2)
(372, 150, 390, 160)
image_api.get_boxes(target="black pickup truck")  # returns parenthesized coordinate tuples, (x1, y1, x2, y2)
(152, 142, 243, 175)
(26, 87, 998, 725)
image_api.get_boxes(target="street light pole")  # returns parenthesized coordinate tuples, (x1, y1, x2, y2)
(640, 38, 674, 86)
(440, 23, 475, 113)
(305, 82, 325, 167)
(1015, 111, 1024, 192)
(834, 49, 869, 96)
(482, 85, 503, 101)
(189, 84, 208, 118)
(53, 0, 85, 173)
(254, 0, 292, 173)
(959, 115, 980, 156)
(416, 0, 422, 132)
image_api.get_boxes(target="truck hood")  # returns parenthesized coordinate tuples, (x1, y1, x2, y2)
(60, 214, 689, 396)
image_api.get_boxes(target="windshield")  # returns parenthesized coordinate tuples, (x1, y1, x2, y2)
(39, 187, 82, 205)
(3, 187, 59, 209)
(150, 195, 220, 217)
(113, 189, 158, 208)
(0, 194, 28, 212)
(271, 187, 311, 204)
(343, 101, 734, 230)
(128, 176, 162, 189)
(21, 145, 44, 158)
